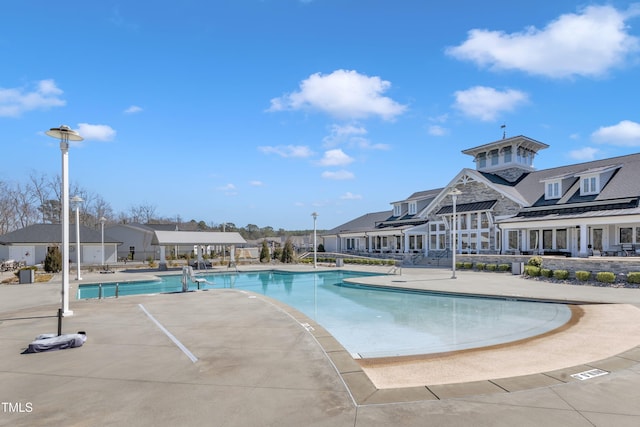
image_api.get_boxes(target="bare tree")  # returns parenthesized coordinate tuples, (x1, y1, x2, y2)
(10, 182, 39, 228)
(28, 171, 52, 223)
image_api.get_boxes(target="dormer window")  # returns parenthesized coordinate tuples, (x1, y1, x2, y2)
(408, 202, 417, 215)
(393, 204, 401, 217)
(545, 180, 561, 199)
(477, 153, 486, 168)
(502, 146, 512, 163)
(489, 149, 499, 166)
(581, 174, 599, 195)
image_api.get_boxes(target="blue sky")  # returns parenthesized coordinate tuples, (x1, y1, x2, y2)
(3, 1, 640, 230)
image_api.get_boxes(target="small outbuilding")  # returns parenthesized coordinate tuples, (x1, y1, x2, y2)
(151, 230, 247, 270)
(0, 223, 120, 266)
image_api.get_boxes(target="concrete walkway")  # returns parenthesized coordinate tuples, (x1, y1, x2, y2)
(1, 266, 640, 426)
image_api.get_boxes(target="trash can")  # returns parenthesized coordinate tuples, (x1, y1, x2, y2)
(335, 258, 344, 267)
(511, 262, 524, 275)
(18, 269, 35, 284)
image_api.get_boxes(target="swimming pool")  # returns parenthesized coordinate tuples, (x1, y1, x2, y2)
(78, 270, 572, 358)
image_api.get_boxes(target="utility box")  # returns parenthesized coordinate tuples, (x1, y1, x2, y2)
(512, 262, 524, 275)
(18, 269, 35, 284)
(335, 258, 344, 267)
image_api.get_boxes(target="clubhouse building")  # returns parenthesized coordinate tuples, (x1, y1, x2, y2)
(322, 135, 640, 260)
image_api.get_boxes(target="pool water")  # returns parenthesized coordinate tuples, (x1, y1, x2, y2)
(78, 270, 572, 358)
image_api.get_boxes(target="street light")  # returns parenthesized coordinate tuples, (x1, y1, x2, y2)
(71, 195, 84, 281)
(45, 125, 83, 317)
(449, 188, 462, 279)
(100, 217, 107, 266)
(311, 212, 318, 269)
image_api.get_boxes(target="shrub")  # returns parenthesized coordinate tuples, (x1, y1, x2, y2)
(524, 265, 540, 276)
(553, 270, 570, 280)
(627, 272, 640, 284)
(575, 271, 591, 281)
(486, 264, 497, 271)
(455, 262, 463, 269)
(595, 271, 615, 284)
(527, 256, 543, 267)
(463, 262, 473, 269)
(475, 262, 485, 271)
(259, 240, 270, 263)
(44, 246, 62, 273)
(540, 268, 553, 278)
(498, 264, 511, 272)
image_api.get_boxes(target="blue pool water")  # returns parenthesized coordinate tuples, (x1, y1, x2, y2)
(78, 270, 572, 358)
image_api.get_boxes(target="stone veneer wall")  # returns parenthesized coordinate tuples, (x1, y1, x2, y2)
(458, 254, 640, 275)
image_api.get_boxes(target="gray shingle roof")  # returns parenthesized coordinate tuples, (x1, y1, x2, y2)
(0, 224, 121, 245)
(323, 211, 392, 235)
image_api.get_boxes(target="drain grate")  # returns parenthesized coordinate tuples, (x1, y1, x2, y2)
(570, 368, 609, 381)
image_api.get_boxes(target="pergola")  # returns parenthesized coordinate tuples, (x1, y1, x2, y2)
(151, 231, 247, 269)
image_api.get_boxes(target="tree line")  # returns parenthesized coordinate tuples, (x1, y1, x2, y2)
(0, 172, 323, 239)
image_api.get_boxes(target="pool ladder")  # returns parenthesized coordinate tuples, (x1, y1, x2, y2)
(387, 266, 402, 275)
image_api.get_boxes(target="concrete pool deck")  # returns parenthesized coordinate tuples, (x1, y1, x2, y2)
(1, 265, 640, 426)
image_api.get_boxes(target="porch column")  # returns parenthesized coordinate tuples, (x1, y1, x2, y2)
(579, 224, 588, 257)
(158, 246, 167, 271)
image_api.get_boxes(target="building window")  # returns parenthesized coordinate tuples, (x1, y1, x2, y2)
(429, 222, 447, 251)
(480, 232, 489, 250)
(581, 175, 599, 195)
(556, 229, 567, 250)
(408, 202, 417, 215)
(490, 149, 499, 166)
(545, 180, 561, 199)
(477, 153, 486, 168)
(503, 146, 512, 163)
(620, 227, 633, 244)
(529, 230, 539, 251)
(393, 204, 401, 217)
(508, 230, 519, 250)
(543, 230, 553, 249)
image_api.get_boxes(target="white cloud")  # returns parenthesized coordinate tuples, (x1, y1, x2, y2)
(322, 123, 367, 147)
(352, 137, 390, 150)
(428, 125, 448, 136)
(268, 69, 407, 120)
(321, 170, 355, 180)
(249, 180, 264, 186)
(322, 123, 389, 150)
(453, 86, 528, 121)
(340, 192, 362, 200)
(319, 149, 354, 167)
(258, 145, 314, 158)
(0, 79, 65, 117)
(124, 105, 143, 114)
(591, 120, 640, 146)
(216, 183, 237, 196)
(446, 5, 640, 78)
(568, 147, 599, 161)
(76, 123, 117, 141)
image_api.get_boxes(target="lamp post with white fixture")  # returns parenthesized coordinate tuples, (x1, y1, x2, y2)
(71, 195, 84, 281)
(45, 125, 83, 317)
(100, 217, 107, 266)
(311, 212, 318, 269)
(449, 188, 462, 279)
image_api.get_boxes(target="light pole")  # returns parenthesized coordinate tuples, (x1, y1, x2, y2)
(71, 195, 84, 281)
(312, 212, 318, 269)
(450, 188, 462, 279)
(45, 125, 83, 317)
(100, 217, 107, 266)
